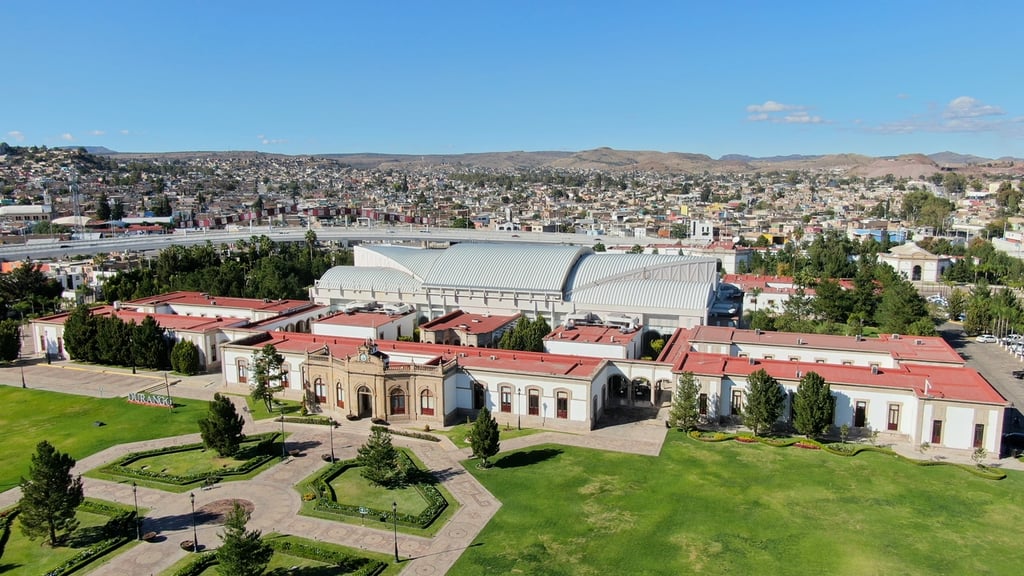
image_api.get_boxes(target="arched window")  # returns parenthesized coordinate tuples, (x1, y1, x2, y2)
(236, 359, 248, 384)
(314, 378, 326, 403)
(420, 389, 435, 416)
(500, 385, 512, 413)
(390, 388, 407, 415)
(336, 382, 345, 408)
(911, 265, 922, 281)
(280, 363, 290, 388)
(556, 391, 569, 419)
(528, 389, 540, 416)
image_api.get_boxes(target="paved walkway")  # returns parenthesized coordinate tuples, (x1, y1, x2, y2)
(2, 360, 1022, 575)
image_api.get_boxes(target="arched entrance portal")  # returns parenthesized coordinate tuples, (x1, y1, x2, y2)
(357, 386, 373, 419)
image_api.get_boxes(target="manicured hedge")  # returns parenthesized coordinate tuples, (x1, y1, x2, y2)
(281, 416, 335, 426)
(98, 432, 280, 486)
(372, 424, 442, 442)
(687, 430, 1006, 480)
(306, 452, 448, 529)
(268, 537, 387, 575)
(168, 552, 217, 576)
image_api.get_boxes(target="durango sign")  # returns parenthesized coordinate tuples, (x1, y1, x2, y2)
(127, 392, 173, 408)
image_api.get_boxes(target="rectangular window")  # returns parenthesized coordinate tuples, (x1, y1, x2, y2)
(841, 360, 853, 366)
(210, 343, 217, 362)
(763, 354, 774, 360)
(973, 424, 985, 449)
(887, 404, 900, 431)
(931, 420, 942, 445)
(556, 392, 568, 419)
(314, 382, 327, 404)
(815, 358, 826, 364)
(420, 393, 435, 416)
(789, 356, 800, 362)
(390, 393, 406, 415)
(698, 393, 708, 416)
(336, 385, 345, 409)
(237, 361, 248, 384)
(528, 390, 540, 415)
(854, 401, 867, 427)
(500, 388, 512, 413)
(731, 390, 743, 415)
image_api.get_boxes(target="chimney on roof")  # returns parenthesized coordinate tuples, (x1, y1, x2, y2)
(797, 338, 804, 345)
(871, 365, 879, 375)
(755, 328, 761, 336)
(855, 334, 863, 342)
(748, 357, 755, 365)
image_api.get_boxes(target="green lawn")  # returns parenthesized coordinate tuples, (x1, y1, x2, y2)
(0, 500, 137, 575)
(450, 432, 1024, 575)
(330, 466, 429, 516)
(436, 421, 544, 449)
(125, 438, 270, 477)
(0, 387, 207, 490)
(240, 395, 304, 420)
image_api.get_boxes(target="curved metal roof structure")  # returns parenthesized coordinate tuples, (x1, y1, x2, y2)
(317, 266, 423, 293)
(422, 243, 588, 293)
(566, 253, 718, 296)
(570, 279, 715, 310)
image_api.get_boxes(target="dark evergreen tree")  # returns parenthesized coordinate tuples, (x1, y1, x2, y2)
(198, 393, 245, 457)
(250, 344, 284, 412)
(216, 502, 273, 576)
(744, 369, 785, 436)
(133, 315, 169, 370)
(793, 371, 832, 437)
(62, 304, 97, 361)
(0, 319, 21, 362)
(470, 406, 500, 468)
(18, 441, 84, 546)
(667, 372, 700, 431)
(95, 192, 111, 221)
(171, 339, 201, 375)
(356, 427, 403, 488)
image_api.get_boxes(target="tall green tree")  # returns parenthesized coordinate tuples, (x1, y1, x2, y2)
(744, 369, 785, 436)
(198, 393, 245, 457)
(18, 441, 84, 546)
(667, 372, 700, 431)
(250, 344, 284, 412)
(216, 502, 273, 576)
(793, 371, 832, 437)
(62, 304, 97, 361)
(133, 315, 169, 369)
(0, 319, 21, 362)
(170, 339, 201, 375)
(95, 192, 111, 221)
(356, 427, 403, 488)
(471, 406, 500, 468)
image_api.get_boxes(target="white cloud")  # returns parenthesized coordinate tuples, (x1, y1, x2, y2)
(90, 129, 106, 136)
(783, 112, 823, 124)
(7, 130, 25, 142)
(746, 101, 825, 124)
(257, 134, 286, 145)
(746, 100, 800, 113)
(119, 129, 130, 135)
(60, 133, 74, 141)
(872, 96, 1017, 134)
(943, 96, 1003, 119)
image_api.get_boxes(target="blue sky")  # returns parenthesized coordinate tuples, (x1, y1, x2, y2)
(4, 1, 1022, 158)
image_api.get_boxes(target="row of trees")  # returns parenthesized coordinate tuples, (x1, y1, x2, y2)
(62, 305, 171, 369)
(0, 262, 63, 321)
(498, 315, 551, 352)
(668, 369, 834, 438)
(101, 234, 351, 303)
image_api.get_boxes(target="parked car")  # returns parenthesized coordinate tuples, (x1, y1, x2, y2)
(1002, 432, 1024, 457)
(1011, 370, 1024, 379)
(976, 334, 998, 343)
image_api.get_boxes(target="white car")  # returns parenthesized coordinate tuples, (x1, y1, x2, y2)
(976, 334, 998, 343)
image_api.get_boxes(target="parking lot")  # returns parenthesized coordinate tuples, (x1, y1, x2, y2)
(940, 322, 1024, 437)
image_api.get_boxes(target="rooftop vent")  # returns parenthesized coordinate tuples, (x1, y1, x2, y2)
(915, 339, 924, 345)
(892, 333, 901, 340)
(855, 334, 863, 342)
(755, 328, 762, 336)
(748, 356, 755, 365)
(871, 365, 879, 375)
(797, 338, 804, 345)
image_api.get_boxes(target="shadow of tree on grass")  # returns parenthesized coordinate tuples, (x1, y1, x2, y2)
(493, 448, 563, 469)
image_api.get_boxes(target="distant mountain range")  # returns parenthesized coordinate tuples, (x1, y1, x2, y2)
(67, 146, 1023, 175)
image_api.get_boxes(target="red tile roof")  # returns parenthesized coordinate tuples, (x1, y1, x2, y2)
(546, 324, 641, 347)
(36, 305, 244, 332)
(126, 291, 314, 314)
(243, 332, 606, 379)
(316, 310, 412, 328)
(419, 310, 520, 334)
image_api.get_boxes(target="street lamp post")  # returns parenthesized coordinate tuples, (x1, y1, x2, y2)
(132, 482, 141, 540)
(329, 418, 336, 462)
(280, 407, 287, 459)
(517, 387, 522, 430)
(189, 492, 198, 553)
(392, 501, 399, 562)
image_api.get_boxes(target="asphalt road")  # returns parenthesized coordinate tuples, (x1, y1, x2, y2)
(939, 321, 1024, 434)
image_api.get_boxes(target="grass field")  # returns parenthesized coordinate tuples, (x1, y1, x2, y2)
(450, 432, 1024, 575)
(330, 466, 429, 516)
(436, 421, 544, 449)
(0, 387, 207, 490)
(240, 395, 303, 420)
(126, 438, 270, 477)
(0, 499, 137, 575)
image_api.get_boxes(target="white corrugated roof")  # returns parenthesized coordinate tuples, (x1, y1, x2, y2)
(571, 280, 714, 311)
(361, 245, 445, 281)
(421, 243, 589, 293)
(317, 267, 422, 293)
(567, 253, 718, 293)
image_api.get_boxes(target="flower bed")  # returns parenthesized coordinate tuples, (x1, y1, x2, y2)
(305, 453, 448, 529)
(97, 432, 280, 486)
